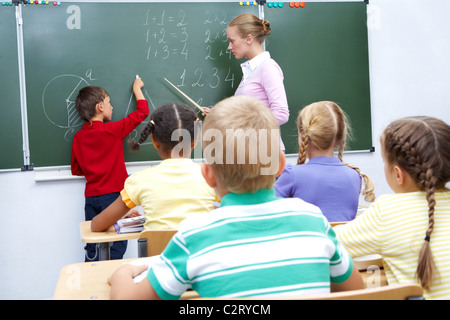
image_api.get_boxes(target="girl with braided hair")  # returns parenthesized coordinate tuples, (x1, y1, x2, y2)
(335, 116, 450, 299)
(274, 101, 375, 222)
(91, 103, 217, 232)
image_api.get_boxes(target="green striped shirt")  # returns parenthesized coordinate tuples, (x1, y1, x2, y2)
(148, 188, 353, 299)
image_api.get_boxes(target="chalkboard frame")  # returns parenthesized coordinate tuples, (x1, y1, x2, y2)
(0, 5, 24, 171)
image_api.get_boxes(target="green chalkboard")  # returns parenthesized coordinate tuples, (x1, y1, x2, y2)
(23, 2, 257, 167)
(0, 6, 23, 170)
(6, 1, 372, 169)
(266, 2, 372, 154)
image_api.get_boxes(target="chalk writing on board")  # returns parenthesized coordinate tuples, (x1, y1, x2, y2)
(142, 7, 236, 108)
(42, 71, 154, 145)
(144, 9, 189, 61)
(42, 74, 88, 141)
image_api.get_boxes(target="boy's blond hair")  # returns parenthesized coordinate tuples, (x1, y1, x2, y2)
(202, 95, 281, 193)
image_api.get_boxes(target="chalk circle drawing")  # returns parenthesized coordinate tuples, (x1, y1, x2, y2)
(42, 74, 155, 147)
(42, 74, 88, 142)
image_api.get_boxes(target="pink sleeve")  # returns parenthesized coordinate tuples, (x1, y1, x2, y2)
(261, 60, 290, 125)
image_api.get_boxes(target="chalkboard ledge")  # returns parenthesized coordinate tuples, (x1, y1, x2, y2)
(33, 159, 205, 182)
(34, 166, 85, 182)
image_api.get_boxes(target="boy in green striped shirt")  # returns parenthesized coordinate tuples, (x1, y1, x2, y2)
(108, 96, 364, 299)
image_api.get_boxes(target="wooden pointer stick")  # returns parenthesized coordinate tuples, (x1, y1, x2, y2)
(164, 77, 204, 113)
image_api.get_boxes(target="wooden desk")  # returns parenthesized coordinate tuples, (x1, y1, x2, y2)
(53, 258, 198, 300)
(54, 257, 387, 300)
(354, 254, 387, 288)
(353, 254, 383, 271)
(80, 221, 141, 260)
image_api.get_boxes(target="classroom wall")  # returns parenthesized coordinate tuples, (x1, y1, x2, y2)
(1, 0, 449, 300)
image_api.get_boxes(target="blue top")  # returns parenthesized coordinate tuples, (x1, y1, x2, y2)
(274, 157, 362, 222)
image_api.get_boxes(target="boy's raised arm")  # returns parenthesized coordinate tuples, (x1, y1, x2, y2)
(133, 76, 145, 101)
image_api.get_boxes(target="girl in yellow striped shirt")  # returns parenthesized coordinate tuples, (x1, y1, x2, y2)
(335, 116, 450, 299)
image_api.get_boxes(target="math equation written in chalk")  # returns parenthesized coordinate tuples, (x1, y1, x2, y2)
(141, 7, 237, 95)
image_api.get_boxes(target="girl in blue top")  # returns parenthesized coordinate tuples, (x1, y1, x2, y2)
(275, 101, 375, 222)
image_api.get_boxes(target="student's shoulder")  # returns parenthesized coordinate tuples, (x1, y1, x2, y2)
(273, 196, 323, 214)
(176, 207, 223, 235)
(280, 162, 316, 178)
(376, 192, 426, 203)
(126, 166, 158, 182)
(279, 162, 299, 178)
(73, 122, 92, 133)
(270, 198, 329, 230)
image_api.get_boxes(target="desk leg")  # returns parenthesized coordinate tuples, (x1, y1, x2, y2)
(138, 238, 147, 258)
(98, 242, 111, 260)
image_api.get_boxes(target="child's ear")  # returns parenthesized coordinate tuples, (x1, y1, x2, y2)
(201, 162, 217, 188)
(96, 101, 104, 113)
(276, 151, 286, 177)
(150, 134, 160, 151)
(394, 164, 417, 189)
(393, 164, 405, 185)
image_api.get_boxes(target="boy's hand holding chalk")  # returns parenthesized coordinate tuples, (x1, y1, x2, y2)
(133, 75, 145, 100)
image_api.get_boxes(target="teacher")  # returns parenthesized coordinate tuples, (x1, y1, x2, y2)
(204, 13, 290, 151)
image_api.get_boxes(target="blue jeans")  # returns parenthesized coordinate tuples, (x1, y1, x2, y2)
(84, 192, 127, 261)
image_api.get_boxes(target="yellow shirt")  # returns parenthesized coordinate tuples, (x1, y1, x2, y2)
(121, 159, 217, 230)
(335, 191, 450, 300)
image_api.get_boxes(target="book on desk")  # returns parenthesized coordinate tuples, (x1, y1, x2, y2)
(114, 216, 145, 234)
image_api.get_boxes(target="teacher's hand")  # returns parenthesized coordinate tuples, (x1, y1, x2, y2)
(202, 107, 211, 117)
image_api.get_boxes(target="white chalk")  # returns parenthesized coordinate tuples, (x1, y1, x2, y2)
(136, 75, 139, 79)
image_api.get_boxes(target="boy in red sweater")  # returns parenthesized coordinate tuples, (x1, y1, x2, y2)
(71, 77, 149, 261)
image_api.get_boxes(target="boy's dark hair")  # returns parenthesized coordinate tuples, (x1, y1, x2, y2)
(75, 86, 109, 122)
(129, 103, 199, 155)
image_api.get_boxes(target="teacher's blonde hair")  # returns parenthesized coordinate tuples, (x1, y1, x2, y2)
(228, 13, 271, 44)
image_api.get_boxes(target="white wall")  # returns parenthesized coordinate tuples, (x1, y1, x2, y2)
(1, 0, 449, 299)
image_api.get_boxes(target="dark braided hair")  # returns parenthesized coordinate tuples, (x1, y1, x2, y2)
(128, 103, 199, 156)
(381, 116, 450, 290)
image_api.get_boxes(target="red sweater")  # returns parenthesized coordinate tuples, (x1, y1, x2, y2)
(71, 99, 149, 197)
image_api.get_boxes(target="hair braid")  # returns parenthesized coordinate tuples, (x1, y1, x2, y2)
(416, 167, 437, 290)
(297, 135, 309, 165)
(339, 141, 375, 202)
(381, 116, 450, 291)
(128, 120, 155, 151)
(342, 161, 376, 202)
(337, 115, 375, 202)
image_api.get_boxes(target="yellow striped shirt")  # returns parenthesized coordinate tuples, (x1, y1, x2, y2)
(335, 191, 450, 300)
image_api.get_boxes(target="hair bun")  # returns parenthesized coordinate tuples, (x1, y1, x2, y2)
(261, 19, 271, 36)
